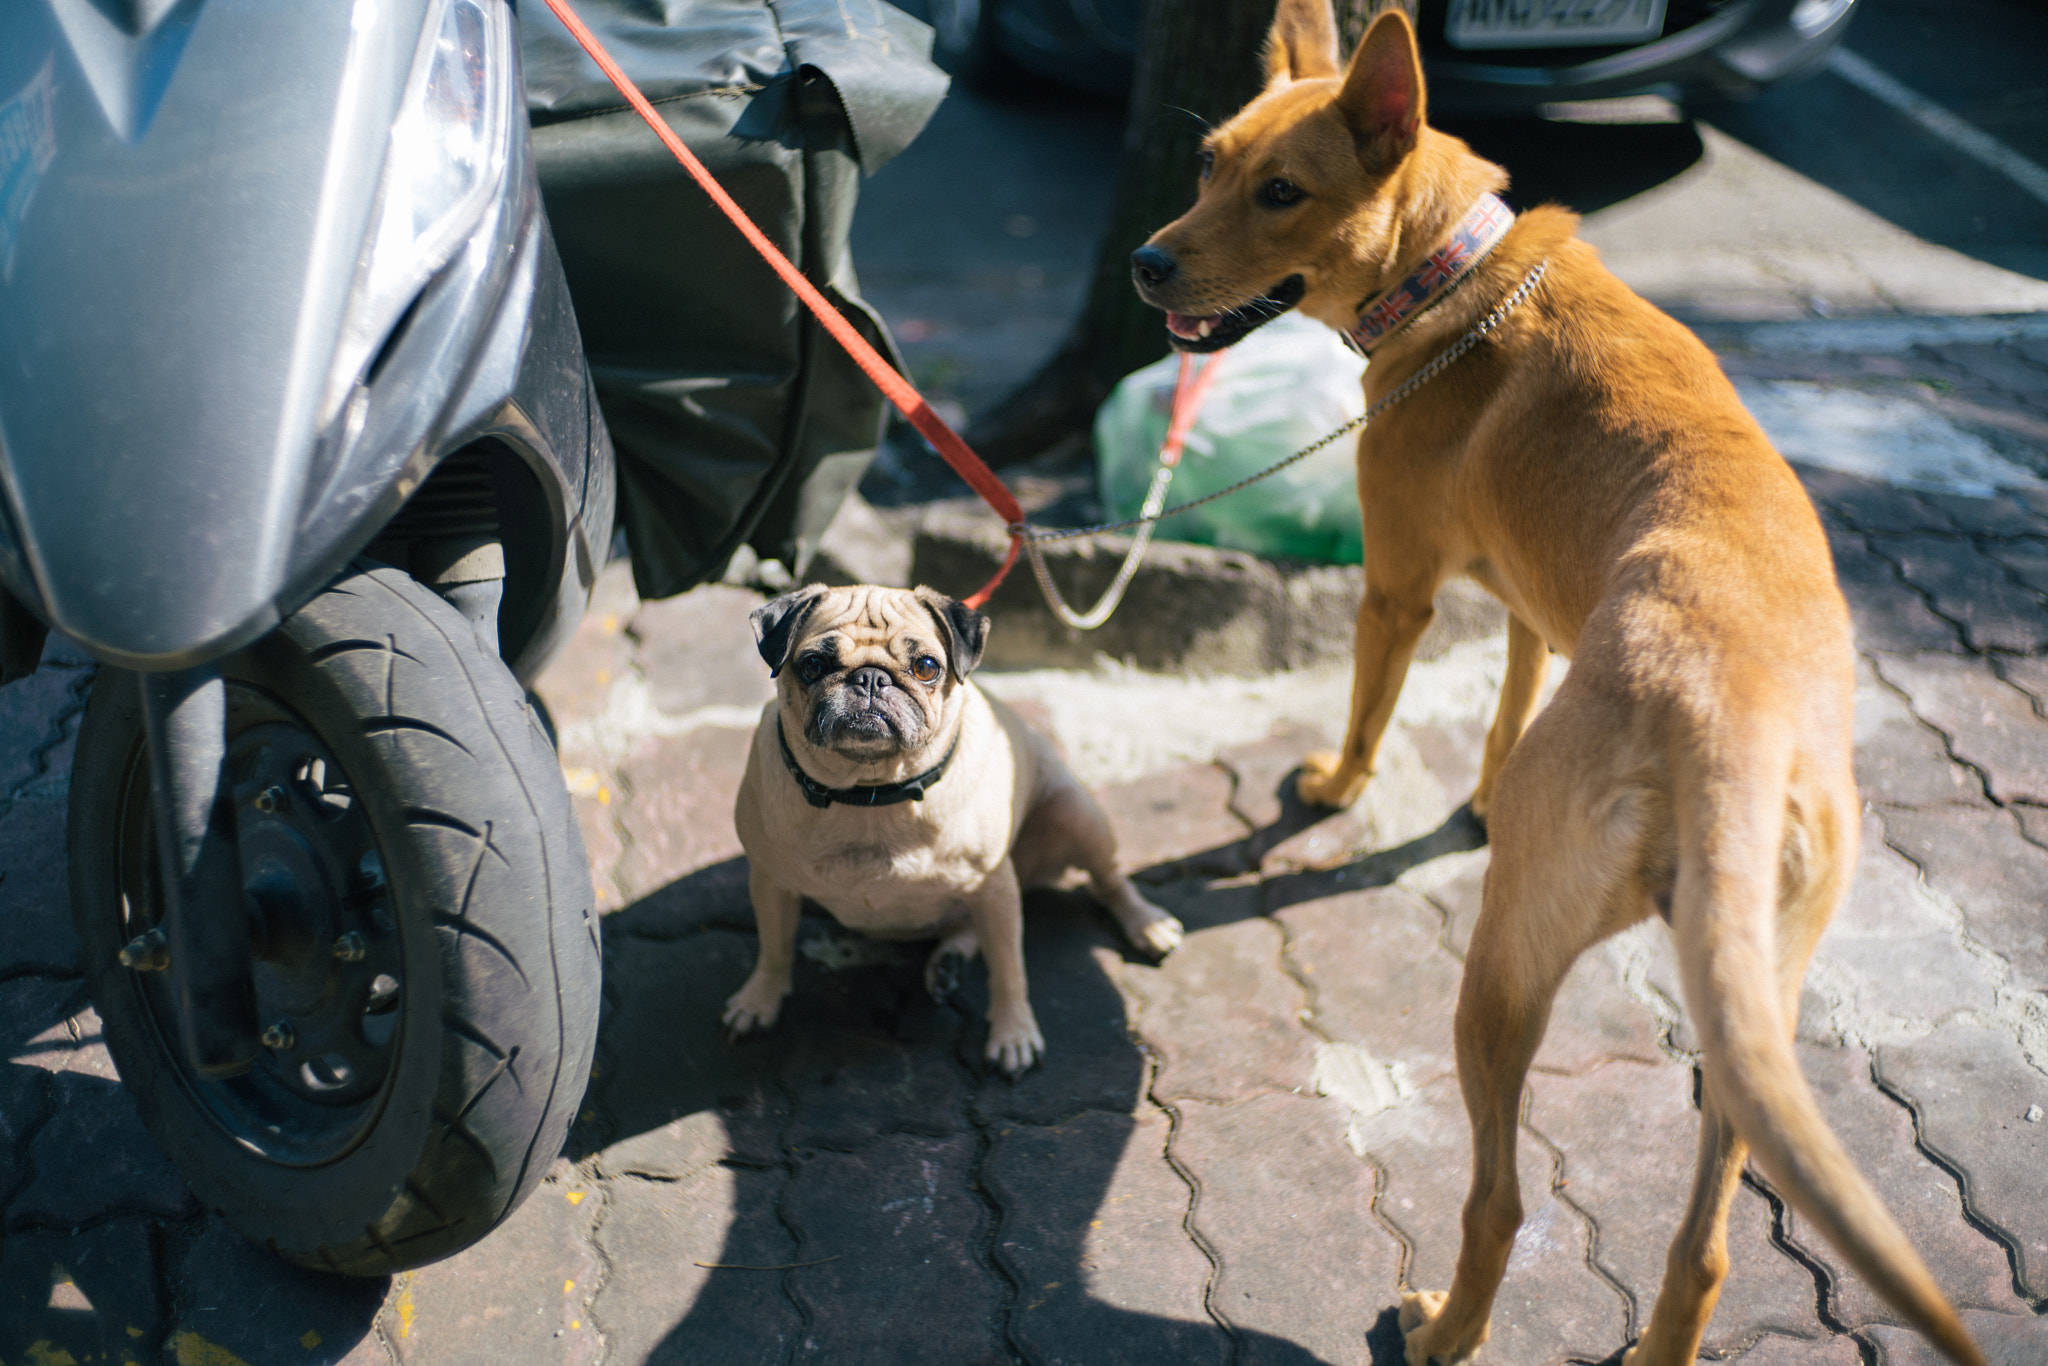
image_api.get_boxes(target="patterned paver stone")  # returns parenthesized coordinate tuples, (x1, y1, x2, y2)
(1357, 1068, 1631, 1365)
(591, 1163, 802, 1366)
(782, 1131, 1005, 1365)
(1821, 522, 1963, 654)
(13, 1073, 199, 1226)
(0, 1218, 165, 1364)
(167, 1217, 392, 1366)
(1117, 914, 1315, 1105)
(0, 796, 80, 979)
(1809, 814, 1995, 1028)
(588, 927, 792, 1170)
(1525, 1059, 1824, 1357)
(1868, 534, 2048, 654)
(380, 1173, 603, 1366)
(1776, 1043, 2026, 1331)
(1171, 1090, 1400, 1366)
(1093, 763, 1249, 878)
(1868, 1308, 2048, 1366)
(1875, 1022, 2048, 1304)
(984, 1108, 1226, 1366)
(1874, 652, 2048, 805)
(1877, 804, 2048, 993)
(613, 726, 755, 909)
(1274, 885, 1464, 1087)
(1854, 656, 1990, 809)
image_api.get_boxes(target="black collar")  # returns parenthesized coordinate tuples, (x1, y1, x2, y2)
(777, 716, 961, 809)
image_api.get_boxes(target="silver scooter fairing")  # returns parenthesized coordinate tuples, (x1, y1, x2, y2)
(0, 0, 612, 678)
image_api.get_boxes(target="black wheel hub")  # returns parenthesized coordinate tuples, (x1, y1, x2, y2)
(116, 688, 406, 1166)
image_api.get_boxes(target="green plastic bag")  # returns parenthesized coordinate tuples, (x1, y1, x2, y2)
(1095, 311, 1367, 565)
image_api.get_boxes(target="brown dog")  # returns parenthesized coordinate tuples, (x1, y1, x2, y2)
(1132, 7, 1983, 1365)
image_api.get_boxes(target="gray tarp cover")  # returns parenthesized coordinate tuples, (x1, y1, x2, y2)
(522, 0, 947, 599)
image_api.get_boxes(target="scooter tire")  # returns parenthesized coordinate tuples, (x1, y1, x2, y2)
(70, 564, 600, 1275)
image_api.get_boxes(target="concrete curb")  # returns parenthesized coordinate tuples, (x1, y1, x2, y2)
(1691, 311, 2048, 354)
(909, 502, 1504, 676)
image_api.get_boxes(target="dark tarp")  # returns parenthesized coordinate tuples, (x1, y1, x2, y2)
(521, 0, 948, 599)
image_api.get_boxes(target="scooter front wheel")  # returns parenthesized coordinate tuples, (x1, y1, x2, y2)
(70, 564, 600, 1274)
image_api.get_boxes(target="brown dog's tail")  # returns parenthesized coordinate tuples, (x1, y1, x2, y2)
(1669, 731, 1985, 1366)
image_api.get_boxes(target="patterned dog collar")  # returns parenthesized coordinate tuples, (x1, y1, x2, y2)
(778, 716, 962, 809)
(1346, 193, 1515, 354)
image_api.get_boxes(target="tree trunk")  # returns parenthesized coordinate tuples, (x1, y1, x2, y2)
(968, 0, 1414, 465)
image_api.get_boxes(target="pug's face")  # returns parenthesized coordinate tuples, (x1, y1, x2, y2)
(752, 586, 990, 762)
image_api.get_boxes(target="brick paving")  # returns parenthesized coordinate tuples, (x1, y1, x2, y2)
(5, 334, 2048, 1363)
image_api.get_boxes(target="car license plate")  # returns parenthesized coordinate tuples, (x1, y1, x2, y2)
(1445, 0, 1669, 50)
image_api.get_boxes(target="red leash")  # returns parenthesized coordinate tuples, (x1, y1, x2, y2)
(538, 0, 1026, 607)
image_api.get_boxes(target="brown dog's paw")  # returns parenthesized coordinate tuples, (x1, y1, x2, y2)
(1297, 750, 1367, 809)
(1399, 1290, 1485, 1365)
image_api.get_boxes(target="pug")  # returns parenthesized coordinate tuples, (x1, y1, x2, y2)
(726, 584, 1183, 1075)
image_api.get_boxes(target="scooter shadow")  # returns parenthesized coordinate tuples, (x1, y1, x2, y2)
(572, 793, 1483, 1364)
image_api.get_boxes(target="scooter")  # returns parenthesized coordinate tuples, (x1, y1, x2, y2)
(0, 0, 610, 1273)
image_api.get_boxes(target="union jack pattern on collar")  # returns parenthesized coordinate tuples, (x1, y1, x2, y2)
(1345, 193, 1515, 354)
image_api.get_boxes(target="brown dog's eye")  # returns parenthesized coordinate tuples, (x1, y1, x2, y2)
(1259, 177, 1304, 207)
(910, 655, 943, 684)
(1198, 149, 1215, 181)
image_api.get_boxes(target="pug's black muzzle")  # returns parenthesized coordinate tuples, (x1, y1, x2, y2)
(811, 665, 927, 755)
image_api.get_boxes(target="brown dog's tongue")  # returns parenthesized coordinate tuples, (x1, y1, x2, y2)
(1166, 312, 1214, 340)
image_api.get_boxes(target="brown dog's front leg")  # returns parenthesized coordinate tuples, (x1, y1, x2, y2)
(1471, 614, 1550, 822)
(1299, 583, 1436, 808)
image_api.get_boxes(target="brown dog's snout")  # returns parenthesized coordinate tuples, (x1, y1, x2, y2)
(1130, 244, 1177, 288)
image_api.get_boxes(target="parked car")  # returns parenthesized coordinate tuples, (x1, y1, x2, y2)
(927, 0, 1861, 113)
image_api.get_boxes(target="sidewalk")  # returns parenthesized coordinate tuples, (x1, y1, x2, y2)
(3, 326, 2046, 1364)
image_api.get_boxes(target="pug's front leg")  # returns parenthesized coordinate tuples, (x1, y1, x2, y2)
(968, 860, 1042, 1077)
(724, 867, 802, 1037)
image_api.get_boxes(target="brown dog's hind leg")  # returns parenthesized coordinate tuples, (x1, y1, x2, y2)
(1403, 700, 1641, 1365)
(1399, 888, 1582, 1365)
(1300, 583, 1437, 809)
(1623, 1098, 1747, 1366)
(1470, 615, 1550, 823)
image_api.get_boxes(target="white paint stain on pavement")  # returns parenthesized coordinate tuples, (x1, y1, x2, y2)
(1733, 377, 2046, 497)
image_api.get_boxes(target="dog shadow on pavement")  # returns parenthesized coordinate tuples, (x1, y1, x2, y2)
(574, 790, 1485, 1366)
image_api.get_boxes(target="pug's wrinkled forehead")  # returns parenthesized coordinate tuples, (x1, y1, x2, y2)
(751, 585, 990, 684)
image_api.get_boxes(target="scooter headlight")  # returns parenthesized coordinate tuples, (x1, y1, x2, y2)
(326, 0, 511, 421)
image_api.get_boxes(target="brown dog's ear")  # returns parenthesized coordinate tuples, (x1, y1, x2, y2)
(1263, 0, 1341, 86)
(750, 585, 828, 677)
(1338, 8, 1425, 171)
(914, 587, 990, 682)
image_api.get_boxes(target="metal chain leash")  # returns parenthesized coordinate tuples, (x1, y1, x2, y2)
(1017, 258, 1548, 631)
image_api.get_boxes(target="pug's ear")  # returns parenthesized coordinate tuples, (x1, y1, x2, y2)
(914, 587, 990, 681)
(751, 585, 828, 677)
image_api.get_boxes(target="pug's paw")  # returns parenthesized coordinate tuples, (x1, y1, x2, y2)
(985, 1008, 1045, 1079)
(722, 972, 789, 1039)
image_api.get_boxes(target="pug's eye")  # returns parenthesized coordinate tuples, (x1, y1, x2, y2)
(796, 654, 830, 684)
(910, 654, 943, 685)
(1258, 177, 1305, 208)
